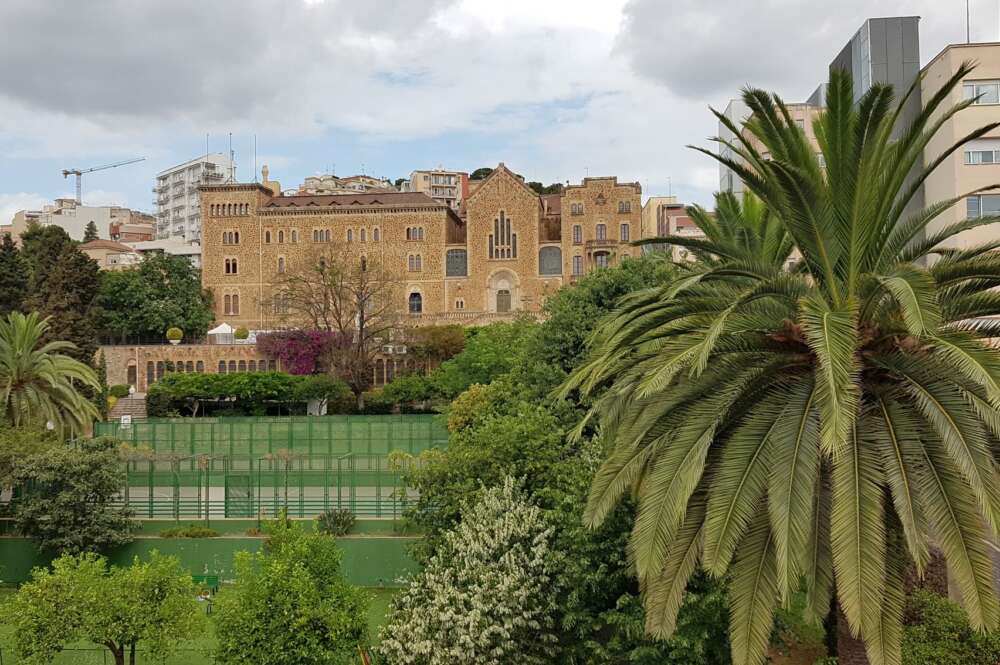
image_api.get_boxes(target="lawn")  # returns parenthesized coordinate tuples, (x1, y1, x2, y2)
(0, 586, 401, 664)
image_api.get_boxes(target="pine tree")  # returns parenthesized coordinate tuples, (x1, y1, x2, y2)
(83, 221, 99, 242)
(0, 235, 27, 316)
(95, 351, 109, 420)
(26, 242, 101, 363)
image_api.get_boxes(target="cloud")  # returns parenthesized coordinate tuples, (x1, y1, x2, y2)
(0, 193, 48, 225)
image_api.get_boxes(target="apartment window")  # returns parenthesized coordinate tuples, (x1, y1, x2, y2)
(596, 224, 607, 241)
(966, 149, 1000, 165)
(620, 223, 630, 242)
(408, 254, 422, 272)
(572, 255, 582, 275)
(539, 246, 562, 275)
(968, 194, 1000, 218)
(572, 224, 582, 244)
(964, 80, 1000, 105)
(446, 248, 467, 277)
(489, 211, 516, 259)
(618, 201, 631, 213)
(224, 258, 238, 274)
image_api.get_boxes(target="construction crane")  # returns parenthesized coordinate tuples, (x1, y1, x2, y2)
(62, 157, 145, 204)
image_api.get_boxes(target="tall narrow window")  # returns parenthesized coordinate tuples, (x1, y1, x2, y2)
(228, 360, 237, 373)
(620, 223, 630, 242)
(278, 230, 284, 243)
(248, 360, 257, 372)
(408, 292, 423, 314)
(277, 257, 285, 273)
(196, 361, 204, 373)
(218, 360, 226, 374)
(265, 230, 272, 244)
(238, 360, 247, 372)
(596, 224, 606, 241)
(489, 211, 516, 259)
(360, 228, 366, 242)
(325, 229, 331, 242)
(572, 255, 582, 275)
(232, 294, 240, 314)
(347, 229, 353, 242)
(373, 228, 380, 241)
(224, 294, 232, 314)
(572, 225, 582, 244)
(291, 230, 298, 243)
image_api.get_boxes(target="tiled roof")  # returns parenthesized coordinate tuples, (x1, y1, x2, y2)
(264, 192, 441, 208)
(80, 239, 137, 252)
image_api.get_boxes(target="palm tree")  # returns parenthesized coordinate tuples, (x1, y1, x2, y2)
(0, 311, 99, 433)
(562, 64, 1000, 665)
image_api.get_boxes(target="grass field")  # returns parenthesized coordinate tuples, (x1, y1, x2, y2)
(0, 586, 400, 664)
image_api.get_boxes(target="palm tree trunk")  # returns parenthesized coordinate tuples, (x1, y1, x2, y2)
(835, 603, 869, 665)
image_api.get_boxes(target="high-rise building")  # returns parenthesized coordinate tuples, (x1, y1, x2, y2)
(400, 168, 468, 209)
(297, 174, 396, 195)
(154, 153, 233, 243)
(922, 41, 1000, 250)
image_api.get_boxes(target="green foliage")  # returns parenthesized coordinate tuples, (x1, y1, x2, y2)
(526, 181, 565, 195)
(564, 65, 1000, 665)
(469, 167, 493, 180)
(95, 350, 110, 420)
(0, 425, 59, 487)
(146, 371, 303, 416)
(21, 227, 100, 363)
(159, 525, 220, 538)
(358, 389, 394, 414)
(381, 373, 437, 408)
(0, 234, 28, 316)
(0, 311, 100, 432)
(108, 384, 132, 399)
(96, 253, 214, 341)
(316, 508, 355, 536)
(290, 374, 352, 405)
(165, 327, 183, 341)
(5, 551, 203, 665)
(234, 326, 249, 340)
(431, 319, 538, 398)
(379, 477, 561, 664)
(83, 221, 99, 242)
(902, 590, 1000, 665)
(405, 324, 465, 365)
(13, 437, 135, 553)
(213, 519, 368, 665)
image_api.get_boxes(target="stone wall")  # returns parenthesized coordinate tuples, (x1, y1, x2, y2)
(100, 343, 271, 393)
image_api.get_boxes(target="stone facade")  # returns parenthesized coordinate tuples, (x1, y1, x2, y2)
(199, 164, 644, 330)
(101, 344, 272, 393)
(561, 176, 642, 280)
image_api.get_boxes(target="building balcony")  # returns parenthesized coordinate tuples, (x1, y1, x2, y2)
(585, 238, 622, 250)
(406, 310, 534, 325)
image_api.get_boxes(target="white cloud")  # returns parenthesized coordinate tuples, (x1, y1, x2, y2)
(0, 193, 48, 225)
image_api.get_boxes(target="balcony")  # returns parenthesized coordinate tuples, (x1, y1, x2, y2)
(585, 238, 621, 250)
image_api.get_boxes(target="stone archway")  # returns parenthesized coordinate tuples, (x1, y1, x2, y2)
(487, 269, 519, 313)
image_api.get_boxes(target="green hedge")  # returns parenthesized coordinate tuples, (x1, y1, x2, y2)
(147, 372, 351, 417)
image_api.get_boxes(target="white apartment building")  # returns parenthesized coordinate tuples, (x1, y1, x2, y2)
(154, 153, 233, 243)
(400, 168, 467, 209)
(9, 199, 154, 243)
(297, 174, 395, 195)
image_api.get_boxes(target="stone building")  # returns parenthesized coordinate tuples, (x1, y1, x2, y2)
(199, 164, 644, 330)
(101, 344, 272, 393)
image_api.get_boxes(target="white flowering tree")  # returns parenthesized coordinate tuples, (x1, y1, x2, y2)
(378, 477, 560, 665)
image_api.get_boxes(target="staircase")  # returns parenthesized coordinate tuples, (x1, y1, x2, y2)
(108, 395, 147, 421)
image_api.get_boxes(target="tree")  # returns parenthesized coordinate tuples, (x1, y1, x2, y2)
(379, 477, 560, 665)
(526, 181, 565, 195)
(0, 234, 27, 316)
(0, 311, 99, 433)
(431, 319, 537, 398)
(83, 220, 99, 242)
(257, 329, 336, 375)
(902, 589, 1000, 665)
(23, 234, 101, 363)
(404, 324, 465, 369)
(13, 437, 135, 553)
(96, 350, 110, 420)
(213, 519, 368, 665)
(96, 253, 214, 341)
(5, 551, 202, 665)
(469, 167, 493, 180)
(274, 245, 401, 408)
(563, 65, 1000, 665)
(394, 177, 407, 190)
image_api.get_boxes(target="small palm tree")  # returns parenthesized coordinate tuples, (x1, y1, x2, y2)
(563, 64, 1000, 665)
(0, 311, 99, 433)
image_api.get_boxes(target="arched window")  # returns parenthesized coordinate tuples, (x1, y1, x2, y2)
(596, 224, 607, 241)
(408, 255, 415, 272)
(386, 359, 396, 382)
(446, 249, 467, 276)
(496, 289, 512, 313)
(408, 292, 423, 314)
(620, 223, 630, 242)
(265, 230, 271, 244)
(225, 258, 238, 274)
(360, 228, 366, 242)
(277, 257, 285, 273)
(373, 228, 380, 241)
(196, 361, 204, 373)
(572, 225, 582, 244)
(156, 361, 165, 380)
(415, 254, 422, 271)
(539, 246, 562, 275)
(313, 229, 320, 242)
(347, 229, 353, 243)
(489, 212, 516, 259)
(234, 231, 239, 243)
(232, 294, 240, 314)
(324, 229, 331, 242)
(185, 361, 194, 372)
(146, 361, 154, 387)
(268, 359, 277, 371)
(405, 227, 411, 240)
(218, 360, 226, 374)
(238, 360, 247, 372)
(278, 230, 284, 243)
(248, 360, 256, 372)
(228, 360, 237, 373)
(291, 230, 298, 243)
(224, 294, 232, 314)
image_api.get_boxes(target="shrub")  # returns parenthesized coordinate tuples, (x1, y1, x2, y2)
(903, 589, 1000, 665)
(291, 374, 351, 404)
(316, 509, 355, 536)
(359, 389, 393, 414)
(257, 329, 336, 375)
(382, 373, 437, 408)
(234, 326, 249, 340)
(165, 327, 183, 341)
(159, 525, 219, 538)
(108, 384, 131, 399)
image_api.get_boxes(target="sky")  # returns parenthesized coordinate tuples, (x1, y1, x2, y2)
(0, 0, 997, 223)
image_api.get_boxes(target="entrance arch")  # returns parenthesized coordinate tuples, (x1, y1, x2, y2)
(486, 269, 519, 313)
